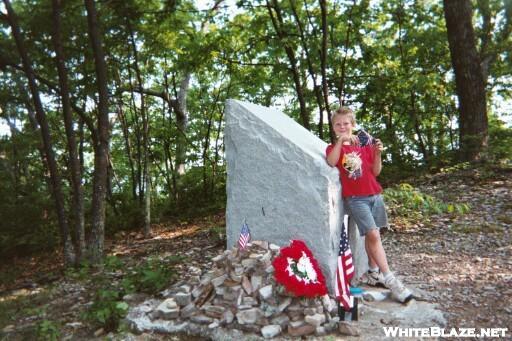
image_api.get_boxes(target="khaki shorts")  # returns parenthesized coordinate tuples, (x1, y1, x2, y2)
(344, 194, 389, 236)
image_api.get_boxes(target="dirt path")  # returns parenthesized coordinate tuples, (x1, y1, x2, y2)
(385, 170, 512, 331)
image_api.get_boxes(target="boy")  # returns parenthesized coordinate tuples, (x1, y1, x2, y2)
(326, 106, 413, 303)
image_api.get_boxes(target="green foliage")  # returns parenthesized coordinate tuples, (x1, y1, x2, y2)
(36, 320, 60, 341)
(104, 255, 124, 272)
(487, 115, 512, 162)
(124, 256, 177, 294)
(85, 289, 128, 331)
(80, 254, 180, 331)
(164, 165, 227, 218)
(208, 226, 226, 244)
(0, 287, 55, 339)
(451, 222, 504, 234)
(64, 261, 91, 281)
(384, 183, 470, 218)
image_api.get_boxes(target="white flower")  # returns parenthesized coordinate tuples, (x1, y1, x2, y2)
(297, 252, 318, 282)
(285, 252, 318, 284)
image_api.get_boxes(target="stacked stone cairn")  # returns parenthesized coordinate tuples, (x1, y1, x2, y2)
(145, 240, 359, 339)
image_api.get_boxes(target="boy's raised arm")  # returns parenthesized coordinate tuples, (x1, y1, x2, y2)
(372, 139, 384, 176)
(326, 138, 343, 167)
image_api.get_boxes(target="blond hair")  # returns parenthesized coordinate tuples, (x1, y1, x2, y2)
(331, 106, 356, 125)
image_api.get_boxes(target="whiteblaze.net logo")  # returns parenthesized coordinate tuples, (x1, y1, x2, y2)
(382, 327, 508, 338)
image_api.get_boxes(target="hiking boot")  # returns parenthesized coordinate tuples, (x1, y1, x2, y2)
(361, 270, 386, 288)
(384, 275, 413, 304)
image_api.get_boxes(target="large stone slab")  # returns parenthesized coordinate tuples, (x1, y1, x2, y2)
(225, 99, 368, 292)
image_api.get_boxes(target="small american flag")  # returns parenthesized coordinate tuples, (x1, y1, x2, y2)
(357, 129, 376, 147)
(335, 215, 355, 311)
(238, 221, 251, 250)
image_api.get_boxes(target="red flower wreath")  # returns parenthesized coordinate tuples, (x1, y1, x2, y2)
(272, 240, 328, 298)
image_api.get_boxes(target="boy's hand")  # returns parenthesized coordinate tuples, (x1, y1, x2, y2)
(374, 139, 385, 154)
(337, 134, 360, 145)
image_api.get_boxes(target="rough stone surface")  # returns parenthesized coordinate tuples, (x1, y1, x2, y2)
(305, 313, 326, 327)
(180, 303, 198, 318)
(125, 240, 446, 340)
(236, 308, 264, 325)
(154, 298, 179, 319)
(258, 285, 273, 300)
(174, 292, 191, 307)
(261, 324, 281, 338)
(339, 321, 360, 336)
(288, 323, 316, 337)
(225, 99, 344, 292)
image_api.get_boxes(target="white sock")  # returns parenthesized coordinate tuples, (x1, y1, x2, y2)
(383, 272, 394, 281)
(369, 266, 379, 273)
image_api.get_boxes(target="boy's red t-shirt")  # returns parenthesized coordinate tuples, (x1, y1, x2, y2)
(326, 144, 382, 198)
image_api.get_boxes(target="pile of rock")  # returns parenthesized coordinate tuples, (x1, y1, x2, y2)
(126, 241, 359, 339)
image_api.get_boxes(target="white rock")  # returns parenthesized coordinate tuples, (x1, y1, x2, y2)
(261, 325, 281, 338)
(225, 99, 358, 291)
(178, 284, 192, 293)
(321, 294, 333, 312)
(236, 308, 264, 324)
(180, 303, 198, 318)
(154, 298, 180, 319)
(289, 320, 305, 328)
(190, 315, 213, 324)
(305, 313, 326, 327)
(259, 285, 273, 300)
(271, 314, 290, 327)
(251, 275, 263, 291)
(208, 320, 220, 329)
(315, 326, 326, 336)
(211, 274, 228, 287)
(174, 292, 191, 306)
(241, 276, 253, 294)
(278, 297, 292, 312)
(222, 309, 235, 324)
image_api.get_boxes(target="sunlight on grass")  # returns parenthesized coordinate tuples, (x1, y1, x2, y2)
(0, 287, 46, 303)
(0, 286, 53, 329)
(451, 223, 504, 234)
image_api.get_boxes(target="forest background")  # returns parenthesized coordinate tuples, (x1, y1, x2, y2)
(0, 0, 511, 268)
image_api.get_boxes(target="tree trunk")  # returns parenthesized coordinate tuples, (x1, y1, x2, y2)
(267, 0, 310, 130)
(127, 67, 143, 203)
(84, 0, 110, 263)
(443, 0, 488, 161)
(175, 73, 190, 177)
(128, 23, 151, 237)
(319, 0, 331, 139)
(51, 0, 85, 263)
(4, 0, 76, 265)
(163, 71, 178, 202)
(144, 171, 151, 238)
(288, 0, 324, 138)
(116, 94, 137, 201)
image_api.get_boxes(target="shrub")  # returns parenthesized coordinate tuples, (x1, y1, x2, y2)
(383, 183, 470, 221)
(487, 115, 512, 162)
(85, 289, 129, 331)
(36, 320, 60, 341)
(125, 256, 177, 294)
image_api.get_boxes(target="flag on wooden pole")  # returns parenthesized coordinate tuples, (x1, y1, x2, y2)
(238, 220, 251, 250)
(335, 215, 355, 311)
